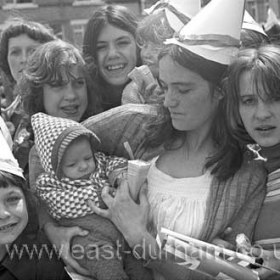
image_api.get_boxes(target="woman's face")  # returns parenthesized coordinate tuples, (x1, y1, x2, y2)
(96, 24, 137, 86)
(159, 55, 222, 133)
(0, 186, 28, 246)
(43, 65, 88, 122)
(239, 71, 280, 147)
(8, 34, 41, 83)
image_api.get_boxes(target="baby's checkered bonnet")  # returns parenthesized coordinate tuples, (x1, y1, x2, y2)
(31, 113, 100, 179)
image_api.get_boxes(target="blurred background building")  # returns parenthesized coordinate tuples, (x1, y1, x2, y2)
(0, 0, 280, 47)
(0, 0, 142, 47)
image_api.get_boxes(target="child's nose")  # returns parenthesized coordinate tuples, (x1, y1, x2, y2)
(0, 204, 10, 219)
(79, 161, 88, 171)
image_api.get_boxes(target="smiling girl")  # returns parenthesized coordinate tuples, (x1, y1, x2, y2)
(83, 5, 141, 110)
(0, 133, 69, 280)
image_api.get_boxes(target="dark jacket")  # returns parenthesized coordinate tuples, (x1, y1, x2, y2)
(0, 227, 70, 280)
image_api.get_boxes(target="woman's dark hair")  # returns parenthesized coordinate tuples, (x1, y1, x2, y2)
(226, 44, 280, 145)
(145, 45, 242, 181)
(0, 17, 56, 85)
(83, 5, 141, 67)
(21, 39, 101, 124)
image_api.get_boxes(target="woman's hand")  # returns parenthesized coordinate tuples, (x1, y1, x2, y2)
(212, 227, 235, 250)
(251, 247, 280, 279)
(44, 222, 90, 276)
(88, 180, 149, 248)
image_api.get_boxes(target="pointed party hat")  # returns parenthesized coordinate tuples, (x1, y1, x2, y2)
(165, 0, 245, 65)
(242, 10, 267, 36)
(0, 131, 24, 179)
(264, 7, 280, 31)
(144, 0, 201, 32)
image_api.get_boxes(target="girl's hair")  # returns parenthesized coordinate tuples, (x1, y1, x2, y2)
(21, 39, 101, 123)
(240, 28, 270, 49)
(0, 17, 56, 85)
(0, 170, 37, 232)
(145, 45, 242, 181)
(226, 44, 280, 144)
(136, 8, 190, 46)
(82, 5, 141, 74)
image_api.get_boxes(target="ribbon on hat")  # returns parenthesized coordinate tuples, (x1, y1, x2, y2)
(175, 34, 240, 48)
(0, 131, 24, 179)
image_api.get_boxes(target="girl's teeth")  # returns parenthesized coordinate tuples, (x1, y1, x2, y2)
(107, 64, 124, 71)
(0, 224, 15, 230)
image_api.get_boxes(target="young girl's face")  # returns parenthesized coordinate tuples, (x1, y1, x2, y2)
(239, 70, 280, 147)
(0, 186, 28, 246)
(62, 137, 96, 180)
(140, 41, 162, 78)
(43, 65, 88, 122)
(96, 24, 137, 86)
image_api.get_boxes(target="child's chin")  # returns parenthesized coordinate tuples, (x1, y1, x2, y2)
(78, 173, 91, 180)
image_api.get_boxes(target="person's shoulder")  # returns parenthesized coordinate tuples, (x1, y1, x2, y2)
(232, 148, 268, 189)
(82, 104, 158, 126)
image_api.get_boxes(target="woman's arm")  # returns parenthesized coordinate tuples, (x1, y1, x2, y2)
(88, 181, 159, 259)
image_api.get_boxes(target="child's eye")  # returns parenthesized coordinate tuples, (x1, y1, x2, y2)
(66, 163, 76, 168)
(270, 96, 280, 103)
(178, 88, 191, 94)
(240, 96, 256, 105)
(7, 196, 21, 203)
(117, 40, 130, 47)
(9, 49, 20, 56)
(97, 43, 107, 51)
(74, 79, 85, 88)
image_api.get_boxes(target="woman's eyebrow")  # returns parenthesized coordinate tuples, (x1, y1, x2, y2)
(7, 190, 21, 195)
(116, 36, 131, 41)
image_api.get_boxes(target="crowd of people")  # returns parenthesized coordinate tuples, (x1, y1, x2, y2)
(0, 0, 280, 279)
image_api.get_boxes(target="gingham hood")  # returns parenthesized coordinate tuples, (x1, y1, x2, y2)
(31, 113, 100, 178)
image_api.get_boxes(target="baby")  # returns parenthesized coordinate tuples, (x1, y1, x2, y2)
(31, 112, 152, 280)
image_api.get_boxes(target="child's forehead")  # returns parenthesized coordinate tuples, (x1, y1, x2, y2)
(0, 185, 23, 194)
(66, 136, 92, 152)
(60, 64, 85, 78)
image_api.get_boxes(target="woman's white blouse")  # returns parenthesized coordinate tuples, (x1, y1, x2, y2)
(147, 157, 212, 240)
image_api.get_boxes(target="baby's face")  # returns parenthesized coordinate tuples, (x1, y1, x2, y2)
(62, 137, 96, 180)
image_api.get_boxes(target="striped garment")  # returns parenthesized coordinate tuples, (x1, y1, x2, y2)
(254, 167, 280, 250)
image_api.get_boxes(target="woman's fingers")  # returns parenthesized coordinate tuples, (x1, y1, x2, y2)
(138, 183, 149, 212)
(101, 185, 115, 205)
(67, 226, 89, 238)
(65, 260, 90, 277)
(87, 199, 111, 219)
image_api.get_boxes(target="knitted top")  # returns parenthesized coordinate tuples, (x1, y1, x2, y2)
(31, 113, 127, 220)
(36, 152, 127, 220)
